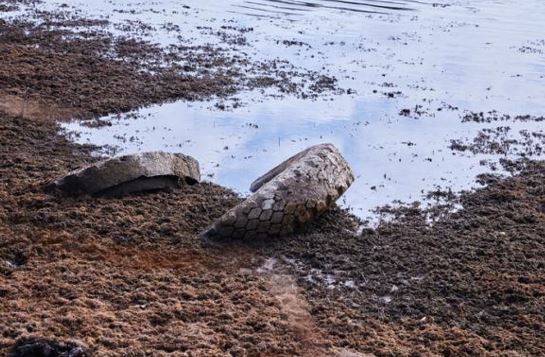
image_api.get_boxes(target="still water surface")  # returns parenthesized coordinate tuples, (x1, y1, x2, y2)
(19, 0, 545, 219)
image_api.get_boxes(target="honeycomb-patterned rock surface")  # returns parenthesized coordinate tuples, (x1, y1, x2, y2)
(200, 143, 354, 240)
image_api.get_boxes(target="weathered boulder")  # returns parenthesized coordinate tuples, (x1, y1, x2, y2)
(201, 143, 354, 240)
(48, 151, 200, 195)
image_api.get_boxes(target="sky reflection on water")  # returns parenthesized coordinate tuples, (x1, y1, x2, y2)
(49, 0, 545, 219)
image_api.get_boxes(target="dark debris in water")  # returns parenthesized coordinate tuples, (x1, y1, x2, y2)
(462, 110, 545, 123)
(449, 126, 545, 157)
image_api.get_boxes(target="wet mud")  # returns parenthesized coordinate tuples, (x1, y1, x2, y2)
(450, 111, 545, 166)
(256, 159, 545, 356)
(2, 108, 544, 356)
(0, 1, 342, 124)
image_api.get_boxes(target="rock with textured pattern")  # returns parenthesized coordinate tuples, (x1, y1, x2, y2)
(48, 151, 200, 195)
(201, 143, 354, 240)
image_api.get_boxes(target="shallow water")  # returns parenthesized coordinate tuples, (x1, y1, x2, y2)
(12, 0, 545, 220)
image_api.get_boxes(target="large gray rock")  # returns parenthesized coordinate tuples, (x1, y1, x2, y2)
(201, 143, 354, 240)
(49, 151, 200, 195)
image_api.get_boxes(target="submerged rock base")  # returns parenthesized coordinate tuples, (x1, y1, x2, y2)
(201, 143, 354, 240)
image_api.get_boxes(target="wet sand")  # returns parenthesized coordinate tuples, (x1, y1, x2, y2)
(1, 1, 545, 356)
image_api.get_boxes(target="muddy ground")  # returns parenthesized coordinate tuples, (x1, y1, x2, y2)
(0, 2, 341, 124)
(1, 1, 545, 356)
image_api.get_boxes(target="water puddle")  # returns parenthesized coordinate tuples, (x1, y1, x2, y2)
(8, 0, 544, 220)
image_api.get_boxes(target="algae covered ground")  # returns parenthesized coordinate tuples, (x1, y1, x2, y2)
(1, 0, 544, 356)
